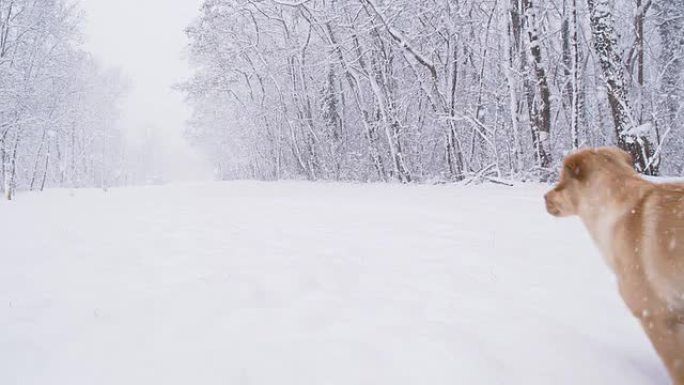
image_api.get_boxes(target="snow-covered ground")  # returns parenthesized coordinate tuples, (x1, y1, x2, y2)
(0, 182, 668, 384)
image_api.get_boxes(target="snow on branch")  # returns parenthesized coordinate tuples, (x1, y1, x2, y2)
(361, 0, 438, 81)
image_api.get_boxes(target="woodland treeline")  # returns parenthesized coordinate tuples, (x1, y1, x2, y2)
(0, 0, 125, 199)
(183, 0, 684, 182)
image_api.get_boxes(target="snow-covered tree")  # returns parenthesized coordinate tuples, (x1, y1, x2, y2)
(182, 0, 684, 182)
(0, 0, 125, 199)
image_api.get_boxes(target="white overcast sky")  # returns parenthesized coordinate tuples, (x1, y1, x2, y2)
(80, 0, 212, 181)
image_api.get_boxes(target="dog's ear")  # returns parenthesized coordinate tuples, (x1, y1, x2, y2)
(564, 157, 583, 180)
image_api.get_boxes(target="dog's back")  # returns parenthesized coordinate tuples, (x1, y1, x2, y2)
(638, 183, 684, 312)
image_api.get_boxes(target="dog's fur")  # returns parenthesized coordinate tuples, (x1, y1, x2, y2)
(545, 147, 684, 384)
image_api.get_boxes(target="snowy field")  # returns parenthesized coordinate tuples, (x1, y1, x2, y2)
(0, 182, 668, 384)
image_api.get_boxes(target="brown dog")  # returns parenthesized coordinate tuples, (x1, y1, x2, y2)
(545, 147, 684, 384)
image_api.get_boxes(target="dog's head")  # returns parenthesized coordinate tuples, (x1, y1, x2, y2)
(544, 147, 634, 217)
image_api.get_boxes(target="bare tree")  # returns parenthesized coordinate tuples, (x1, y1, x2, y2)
(586, 0, 657, 174)
(522, 0, 552, 175)
(182, 0, 684, 183)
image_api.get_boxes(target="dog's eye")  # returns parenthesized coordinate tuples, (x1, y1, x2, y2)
(564, 166, 574, 178)
(565, 164, 582, 179)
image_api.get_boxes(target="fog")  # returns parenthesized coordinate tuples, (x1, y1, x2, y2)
(81, 0, 213, 183)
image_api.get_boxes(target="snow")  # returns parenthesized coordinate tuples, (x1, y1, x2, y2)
(0, 182, 668, 385)
(624, 122, 654, 138)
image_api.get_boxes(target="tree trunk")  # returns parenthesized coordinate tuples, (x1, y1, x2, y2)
(586, 0, 657, 174)
(4, 128, 20, 200)
(570, 0, 581, 149)
(522, 0, 552, 173)
(656, 0, 684, 170)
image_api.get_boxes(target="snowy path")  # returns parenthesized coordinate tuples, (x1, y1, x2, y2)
(0, 182, 667, 384)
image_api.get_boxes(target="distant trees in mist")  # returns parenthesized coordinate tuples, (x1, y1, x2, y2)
(182, 0, 684, 183)
(0, 0, 126, 200)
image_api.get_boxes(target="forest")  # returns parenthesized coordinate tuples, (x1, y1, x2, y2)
(0, 0, 125, 200)
(1, 0, 682, 200)
(182, 0, 684, 183)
